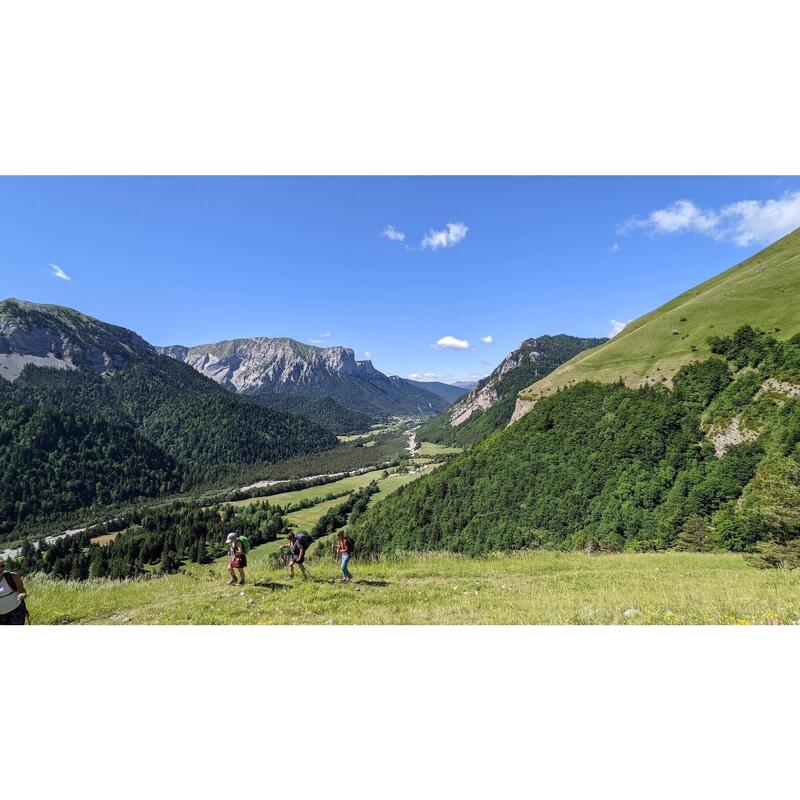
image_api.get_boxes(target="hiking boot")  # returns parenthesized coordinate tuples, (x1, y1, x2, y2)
(229, 579, 237, 585)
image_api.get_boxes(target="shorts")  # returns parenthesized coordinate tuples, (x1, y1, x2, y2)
(230, 555, 247, 569)
(0, 602, 26, 625)
(291, 553, 305, 565)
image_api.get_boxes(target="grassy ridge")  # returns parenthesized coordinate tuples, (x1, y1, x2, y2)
(24, 551, 800, 624)
(519, 228, 800, 404)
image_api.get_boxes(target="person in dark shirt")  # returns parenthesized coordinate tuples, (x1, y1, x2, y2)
(281, 533, 310, 580)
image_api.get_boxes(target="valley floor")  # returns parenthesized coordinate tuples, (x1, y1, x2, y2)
(25, 550, 800, 625)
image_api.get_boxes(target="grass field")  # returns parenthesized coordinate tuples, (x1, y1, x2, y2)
(519, 228, 800, 404)
(88, 531, 124, 546)
(415, 441, 462, 458)
(226, 468, 387, 509)
(23, 550, 800, 625)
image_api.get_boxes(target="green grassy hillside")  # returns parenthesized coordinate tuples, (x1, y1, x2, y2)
(518, 228, 800, 406)
(23, 551, 800, 624)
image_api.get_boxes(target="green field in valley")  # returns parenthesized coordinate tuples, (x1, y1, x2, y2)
(24, 550, 800, 625)
(226, 468, 387, 509)
(415, 441, 463, 458)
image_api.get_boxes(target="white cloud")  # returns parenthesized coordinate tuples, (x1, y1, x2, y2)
(432, 335, 471, 350)
(610, 243, 620, 254)
(409, 370, 486, 384)
(408, 372, 445, 381)
(480, 335, 494, 344)
(308, 330, 332, 345)
(619, 191, 800, 247)
(364, 351, 372, 359)
(608, 319, 629, 337)
(381, 224, 406, 242)
(49, 263, 71, 281)
(720, 193, 800, 246)
(421, 221, 469, 251)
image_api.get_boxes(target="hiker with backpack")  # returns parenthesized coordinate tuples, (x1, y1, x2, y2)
(336, 531, 353, 583)
(281, 532, 310, 580)
(0, 561, 29, 625)
(227, 531, 248, 585)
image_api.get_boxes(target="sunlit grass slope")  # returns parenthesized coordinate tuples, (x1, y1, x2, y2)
(519, 228, 800, 405)
(25, 551, 800, 625)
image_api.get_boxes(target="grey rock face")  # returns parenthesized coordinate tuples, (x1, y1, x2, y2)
(448, 345, 541, 427)
(159, 336, 448, 417)
(157, 338, 377, 391)
(0, 299, 143, 379)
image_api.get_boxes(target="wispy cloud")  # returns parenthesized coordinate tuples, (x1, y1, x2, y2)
(308, 331, 332, 346)
(479, 335, 494, 345)
(381, 224, 406, 242)
(421, 222, 469, 251)
(609, 319, 629, 337)
(49, 263, 71, 281)
(432, 335, 471, 350)
(610, 243, 620, 254)
(409, 370, 485, 384)
(408, 372, 445, 381)
(364, 351, 372, 359)
(618, 191, 800, 247)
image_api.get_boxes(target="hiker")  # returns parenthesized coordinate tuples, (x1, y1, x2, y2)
(227, 532, 246, 585)
(336, 531, 353, 583)
(281, 532, 310, 580)
(0, 561, 29, 625)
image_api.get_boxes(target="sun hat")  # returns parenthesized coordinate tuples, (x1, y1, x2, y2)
(226, 532, 238, 543)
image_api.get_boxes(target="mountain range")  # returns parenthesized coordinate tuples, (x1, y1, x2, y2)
(157, 338, 452, 419)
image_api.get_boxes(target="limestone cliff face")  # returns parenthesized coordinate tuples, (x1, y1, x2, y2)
(0, 298, 149, 381)
(448, 346, 533, 427)
(157, 337, 449, 417)
(158, 338, 378, 391)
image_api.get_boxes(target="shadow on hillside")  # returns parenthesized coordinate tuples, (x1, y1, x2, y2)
(355, 580, 388, 587)
(253, 581, 291, 590)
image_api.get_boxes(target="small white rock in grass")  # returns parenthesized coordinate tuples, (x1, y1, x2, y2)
(623, 608, 640, 618)
(239, 591, 245, 597)
(247, 599, 254, 605)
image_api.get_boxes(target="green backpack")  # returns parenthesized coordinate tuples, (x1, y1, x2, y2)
(239, 535, 251, 556)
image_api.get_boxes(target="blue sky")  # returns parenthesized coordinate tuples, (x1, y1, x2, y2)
(1, 176, 798, 383)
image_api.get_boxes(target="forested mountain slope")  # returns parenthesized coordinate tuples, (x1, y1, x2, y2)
(419, 335, 605, 447)
(514, 228, 800, 418)
(352, 326, 800, 557)
(253, 393, 376, 434)
(0, 397, 182, 536)
(0, 300, 337, 527)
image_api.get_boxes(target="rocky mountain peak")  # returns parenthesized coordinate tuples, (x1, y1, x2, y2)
(0, 298, 151, 381)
